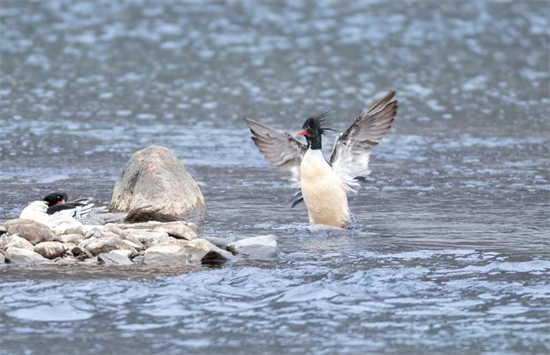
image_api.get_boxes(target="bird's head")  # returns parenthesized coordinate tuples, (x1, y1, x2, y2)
(43, 192, 68, 207)
(296, 112, 333, 149)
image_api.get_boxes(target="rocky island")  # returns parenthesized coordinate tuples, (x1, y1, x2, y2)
(0, 146, 278, 267)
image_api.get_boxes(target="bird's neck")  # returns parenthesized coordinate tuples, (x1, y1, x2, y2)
(308, 135, 322, 150)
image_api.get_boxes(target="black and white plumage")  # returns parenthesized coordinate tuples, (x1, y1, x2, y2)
(46, 198, 101, 225)
(330, 91, 398, 190)
(20, 192, 124, 227)
(245, 91, 397, 227)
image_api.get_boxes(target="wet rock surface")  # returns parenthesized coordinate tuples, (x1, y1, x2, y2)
(228, 235, 279, 258)
(202, 236, 228, 249)
(109, 146, 206, 223)
(142, 244, 188, 266)
(98, 252, 133, 266)
(187, 238, 235, 263)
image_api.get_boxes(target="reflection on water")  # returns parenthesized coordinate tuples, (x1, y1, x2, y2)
(0, 0, 549, 354)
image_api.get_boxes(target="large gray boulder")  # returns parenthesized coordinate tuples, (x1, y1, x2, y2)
(109, 146, 205, 224)
(4, 219, 53, 245)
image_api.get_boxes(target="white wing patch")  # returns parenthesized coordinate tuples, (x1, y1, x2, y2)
(330, 91, 398, 191)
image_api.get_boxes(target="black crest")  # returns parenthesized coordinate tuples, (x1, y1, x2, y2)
(303, 111, 333, 135)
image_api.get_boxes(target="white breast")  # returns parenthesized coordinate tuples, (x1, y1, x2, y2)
(300, 150, 349, 228)
(19, 201, 80, 229)
(19, 201, 51, 225)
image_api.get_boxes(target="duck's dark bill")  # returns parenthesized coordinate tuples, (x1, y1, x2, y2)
(296, 130, 308, 136)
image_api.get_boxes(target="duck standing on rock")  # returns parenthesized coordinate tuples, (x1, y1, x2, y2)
(245, 91, 398, 228)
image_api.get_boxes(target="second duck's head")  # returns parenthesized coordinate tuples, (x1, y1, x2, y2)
(43, 192, 68, 207)
(296, 111, 333, 150)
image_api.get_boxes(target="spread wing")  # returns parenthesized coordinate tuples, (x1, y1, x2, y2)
(244, 118, 307, 187)
(330, 91, 398, 191)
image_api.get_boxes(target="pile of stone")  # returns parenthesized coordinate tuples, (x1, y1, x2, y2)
(0, 145, 279, 267)
(0, 219, 278, 266)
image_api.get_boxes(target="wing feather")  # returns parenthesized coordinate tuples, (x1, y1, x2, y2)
(330, 91, 398, 190)
(47, 198, 95, 218)
(244, 118, 306, 187)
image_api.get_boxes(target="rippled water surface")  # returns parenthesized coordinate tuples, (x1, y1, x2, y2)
(0, 0, 549, 354)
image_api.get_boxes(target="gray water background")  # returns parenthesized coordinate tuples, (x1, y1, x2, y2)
(0, 0, 549, 354)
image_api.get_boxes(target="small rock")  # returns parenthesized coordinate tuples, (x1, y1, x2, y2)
(119, 234, 144, 251)
(154, 221, 198, 240)
(106, 222, 162, 230)
(103, 224, 126, 237)
(0, 235, 10, 249)
(227, 235, 279, 258)
(98, 252, 133, 266)
(201, 236, 228, 249)
(142, 244, 187, 265)
(5, 219, 53, 245)
(0, 225, 6, 236)
(85, 228, 104, 239)
(71, 246, 94, 261)
(123, 229, 170, 246)
(53, 234, 85, 244)
(78, 237, 98, 250)
(109, 145, 205, 223)
(50, 219, 83, 236)
(185, 238, 234, 264)
(34, 242, 67, 259)
(85, 237, 137, 256)
(4, 247, 50, 265)
(63, 247, 75, 257)
(3, 235, 34, 251)
(132, 255, 144, 265)
(0, 252, 5, 264)
(149, 235, 186, 247)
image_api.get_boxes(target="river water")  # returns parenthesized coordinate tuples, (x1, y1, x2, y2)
(0, 0, 549, 354)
